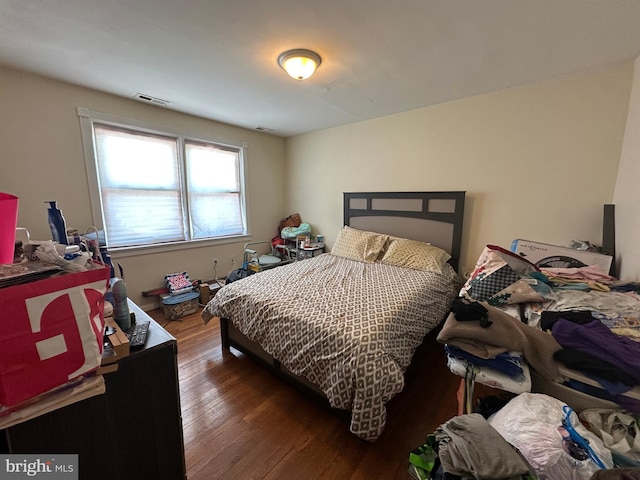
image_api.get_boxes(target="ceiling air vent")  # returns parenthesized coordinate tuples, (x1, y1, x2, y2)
(255, 126, 274, 132)
(134, 93, 169, 107)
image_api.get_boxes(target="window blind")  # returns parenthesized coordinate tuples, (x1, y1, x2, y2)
(92, 123, 246, 248)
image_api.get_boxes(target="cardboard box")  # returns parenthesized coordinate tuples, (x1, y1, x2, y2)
(100, 316, 130, 367)
(510, 239, 613, 273)
(98, 298, 129, 374)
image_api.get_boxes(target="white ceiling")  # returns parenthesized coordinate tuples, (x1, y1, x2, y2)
(2, 0, 640, 137)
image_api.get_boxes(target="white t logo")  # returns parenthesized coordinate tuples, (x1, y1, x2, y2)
(25, 279, 106, 379)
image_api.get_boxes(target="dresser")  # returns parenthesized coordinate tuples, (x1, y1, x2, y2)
(1, 302, 186, 480)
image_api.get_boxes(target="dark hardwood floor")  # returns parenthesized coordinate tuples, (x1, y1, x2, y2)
(150, 307, 471, 480)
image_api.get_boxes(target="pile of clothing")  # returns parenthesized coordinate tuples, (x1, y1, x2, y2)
(409, 393, 640, 480)
(540, 310, 640, 413)
(437, 297, 563, 387)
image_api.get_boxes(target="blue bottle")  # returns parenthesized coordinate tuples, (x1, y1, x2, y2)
(46, 201, 68, 245)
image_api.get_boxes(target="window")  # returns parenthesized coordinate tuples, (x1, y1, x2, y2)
(79, 109, 247, 250)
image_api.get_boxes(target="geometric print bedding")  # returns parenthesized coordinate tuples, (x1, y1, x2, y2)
(202, 253, 462, 441)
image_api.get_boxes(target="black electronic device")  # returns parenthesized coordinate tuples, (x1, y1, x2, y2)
(127, 321, 150, 349)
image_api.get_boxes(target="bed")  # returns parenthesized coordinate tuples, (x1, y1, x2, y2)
(202, 191, 466, 441)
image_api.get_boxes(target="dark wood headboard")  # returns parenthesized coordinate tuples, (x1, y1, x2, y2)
(603, 203, 615, 277)
(343, 191, 465, 272)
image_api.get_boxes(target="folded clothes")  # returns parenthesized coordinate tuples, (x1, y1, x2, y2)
(541, 265, 616, 283)
(435, 413, 531, 479)
(438, 302, 562, 381)
(446, 355, 531, 394)
(564, 380, 640, 415)
(552, 319, 640, 384)
(554, 348, 636, 387)
(445, 344, 524, 378)
(540, 310, 595, 331)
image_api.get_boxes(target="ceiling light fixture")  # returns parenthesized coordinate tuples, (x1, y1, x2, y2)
(277, 49, 321, 80)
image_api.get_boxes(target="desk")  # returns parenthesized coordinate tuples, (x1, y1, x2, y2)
(1, 301, 186, 480)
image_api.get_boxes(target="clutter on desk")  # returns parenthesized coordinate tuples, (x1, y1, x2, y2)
(2, 227, 112, 287)
(0, 261, 62, 288)
(4, 197, 112, 269)
(0, 197, 117, 413)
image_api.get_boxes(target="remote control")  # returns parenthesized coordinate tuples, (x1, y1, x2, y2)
(128, 321, 150, 349)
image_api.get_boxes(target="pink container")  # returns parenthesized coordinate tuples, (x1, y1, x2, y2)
(0, 193, 19, 264)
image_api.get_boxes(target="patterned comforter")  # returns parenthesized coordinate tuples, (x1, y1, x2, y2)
(202, 253, 461, 441)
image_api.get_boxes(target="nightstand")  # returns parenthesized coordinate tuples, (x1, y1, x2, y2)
(294, 242, 325, 260)
(276, 241, 325, 261)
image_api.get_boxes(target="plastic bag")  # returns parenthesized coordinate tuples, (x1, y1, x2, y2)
(408, 435, 438, 480)
(488, 393, 613, 479)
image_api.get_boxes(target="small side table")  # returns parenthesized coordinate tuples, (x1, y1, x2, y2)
(296, 242, 325, 260)
(275, 241, 325, 261)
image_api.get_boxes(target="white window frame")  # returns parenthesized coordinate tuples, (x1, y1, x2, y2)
(77, 107, 250, 257)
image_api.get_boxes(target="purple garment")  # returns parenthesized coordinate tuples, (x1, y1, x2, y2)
(552, 319, 640, 384)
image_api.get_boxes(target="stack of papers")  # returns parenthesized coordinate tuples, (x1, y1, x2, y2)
(0, 261, 62, 288)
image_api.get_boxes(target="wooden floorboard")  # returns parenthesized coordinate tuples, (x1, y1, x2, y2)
(151, 307, 464, 480)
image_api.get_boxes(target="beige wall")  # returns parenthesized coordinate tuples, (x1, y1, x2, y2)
(1, 60, 636, 310)
(285, 62, 633, 276)
(0, 66, 286, 309)
(613, 55, 640, 281)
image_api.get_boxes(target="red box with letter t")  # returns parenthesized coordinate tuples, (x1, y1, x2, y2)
(0, 262, 110, 407)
